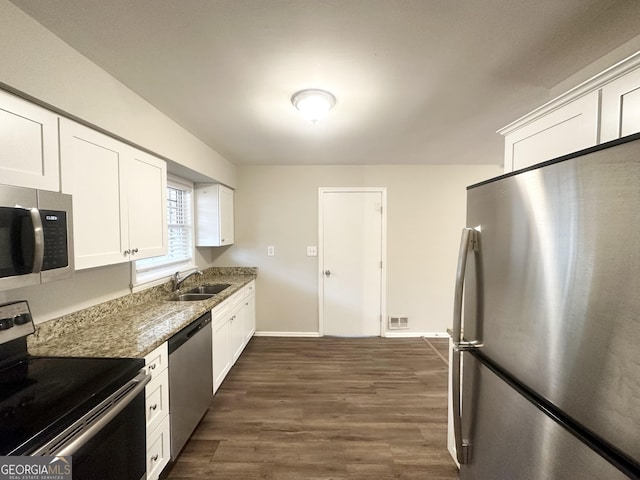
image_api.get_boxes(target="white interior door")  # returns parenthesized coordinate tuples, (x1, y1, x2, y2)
(320, 188, 385, 336)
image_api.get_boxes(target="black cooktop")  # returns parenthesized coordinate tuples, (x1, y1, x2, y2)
(0, 300, 144, 455)
(0, 353, 144, 455)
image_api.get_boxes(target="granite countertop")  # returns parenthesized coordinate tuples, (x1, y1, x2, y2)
(27, 268, 256, 359)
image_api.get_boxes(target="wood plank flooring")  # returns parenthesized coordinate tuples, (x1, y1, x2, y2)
(164, 337, 458, 480)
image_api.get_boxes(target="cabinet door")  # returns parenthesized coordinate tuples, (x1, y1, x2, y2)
(0, 90, 60, 191)
(195, 184, 234, 246)
(60, 119, 129, 269)
(219, 185, 234, 245)
(126, 148, 167, 261)
(503, 91, 599, 172)
(212, 317, 232, 393)
(230, 304, 245, 363)
(601, 67, 640, 142)
(243, 291, 255, 343)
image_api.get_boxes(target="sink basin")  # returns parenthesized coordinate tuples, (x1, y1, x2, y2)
(184, 283, 231, 295)
(168, 293, 215, 302)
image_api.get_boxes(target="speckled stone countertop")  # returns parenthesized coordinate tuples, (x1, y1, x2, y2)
(27, 267, 257, 359)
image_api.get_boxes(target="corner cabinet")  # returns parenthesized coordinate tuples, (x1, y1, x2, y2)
(195, 184, 234, 246)
(499, 52, 640, 172)
(60, 119, 167, 269)
(0, 89, 60, 191)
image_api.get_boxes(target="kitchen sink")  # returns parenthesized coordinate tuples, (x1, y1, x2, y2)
(184, 284, 231, 295)
(168, 293, 215, 302)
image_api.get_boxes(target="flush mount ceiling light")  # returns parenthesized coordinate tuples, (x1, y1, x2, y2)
(291, 89, 336, 123)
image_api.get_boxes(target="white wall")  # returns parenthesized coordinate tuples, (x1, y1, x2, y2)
(211, 164, 502, 335)
(0, 0, 235, 188)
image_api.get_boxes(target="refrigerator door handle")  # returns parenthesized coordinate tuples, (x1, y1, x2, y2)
(451, 227, 481, 464)
(452, 227, 482, 348)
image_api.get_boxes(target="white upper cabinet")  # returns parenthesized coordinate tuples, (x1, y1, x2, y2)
(502, 92, 599, 172)
(60, 119, 167, 269)
(0, 90, 60, 191)
(601, 66, 640, 142)
(500, 52, 640, 173)
(127, 149, 168, 260)
(195, 183, 234, 246)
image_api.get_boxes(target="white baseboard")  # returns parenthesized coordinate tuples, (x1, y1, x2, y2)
(384, 331, 449, 338)
(254, 331, 449, 339)
(254, 331, 322, 338)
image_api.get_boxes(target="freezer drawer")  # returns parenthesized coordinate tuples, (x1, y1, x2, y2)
(459, 354, 631, 480)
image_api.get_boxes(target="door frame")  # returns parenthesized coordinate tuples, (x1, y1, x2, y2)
(318, 187, 387, 336)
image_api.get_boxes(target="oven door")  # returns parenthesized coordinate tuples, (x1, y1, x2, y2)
(33, 372, 150, 480)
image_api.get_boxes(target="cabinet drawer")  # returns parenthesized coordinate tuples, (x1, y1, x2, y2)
(244, 280, 255, 297)
(212, 301, 231, 326)
(228, 289, 245, 310)
(146, 416, 170, 480)
(144, 342, 168, 381)
(145, 368, 169, 433)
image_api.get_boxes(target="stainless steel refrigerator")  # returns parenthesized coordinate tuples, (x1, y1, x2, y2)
(450, 133, 640, 479)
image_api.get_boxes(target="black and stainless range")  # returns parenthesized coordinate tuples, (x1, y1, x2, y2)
(0, 300, 150, 479)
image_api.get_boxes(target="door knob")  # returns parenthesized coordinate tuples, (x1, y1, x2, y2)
(324, 270, 331, 277)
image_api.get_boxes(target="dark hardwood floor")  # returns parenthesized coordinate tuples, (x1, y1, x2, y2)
(164, 336, 458, 480)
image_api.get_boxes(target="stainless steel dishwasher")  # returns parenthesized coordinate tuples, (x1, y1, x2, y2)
(168, 311, 213, 460)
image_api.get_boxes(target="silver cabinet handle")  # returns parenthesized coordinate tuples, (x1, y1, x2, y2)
(149, 404, 157, 411)
(148, 363, 156, 370)
(324, 270, 331, 277)
(123, 249, 131, 255)
(451, 227, 481, 465)
(29, 208, 44, 273)
(132, 248, 139, 254)
(151, 454, 159, 462)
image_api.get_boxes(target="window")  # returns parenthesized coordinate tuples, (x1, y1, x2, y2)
(135, 175, 195, 285)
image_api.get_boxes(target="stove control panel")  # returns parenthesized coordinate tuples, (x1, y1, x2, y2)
(0, 301, 35, 345)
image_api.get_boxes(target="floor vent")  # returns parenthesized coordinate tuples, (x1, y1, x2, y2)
(388, 316, 409, 330)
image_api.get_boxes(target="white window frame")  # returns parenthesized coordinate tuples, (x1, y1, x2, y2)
(134, 175, 197, 288)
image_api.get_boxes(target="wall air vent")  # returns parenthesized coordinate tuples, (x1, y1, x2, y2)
(388, 316, 409, 330)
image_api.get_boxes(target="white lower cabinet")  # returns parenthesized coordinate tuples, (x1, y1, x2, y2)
(212, 303, 232, 393)
(144, 343, 170, 480)
(230, 303, 245, 363)
(447, 336, 460, 467)
(243, 281, 256, 343)
(212, 282, 257, 393)
(146, 418, 170, 480)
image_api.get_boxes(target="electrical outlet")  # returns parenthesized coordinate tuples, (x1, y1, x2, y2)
(306, 246, 317, 257)
(267, 245, 275, 256)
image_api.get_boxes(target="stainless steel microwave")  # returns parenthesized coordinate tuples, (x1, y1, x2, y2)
(0, 184, 74, 291)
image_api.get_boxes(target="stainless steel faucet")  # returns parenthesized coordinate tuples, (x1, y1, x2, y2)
(172, 270, 203, 292)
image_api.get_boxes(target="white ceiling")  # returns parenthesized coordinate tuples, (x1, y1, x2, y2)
(9, 0, 640, 166)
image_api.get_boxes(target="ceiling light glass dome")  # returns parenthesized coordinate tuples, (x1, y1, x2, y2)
(291, 89, 336, 123)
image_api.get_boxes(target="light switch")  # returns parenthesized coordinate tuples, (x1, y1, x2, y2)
(267, 245, 275, 256)
(306, 246, 317, 257)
